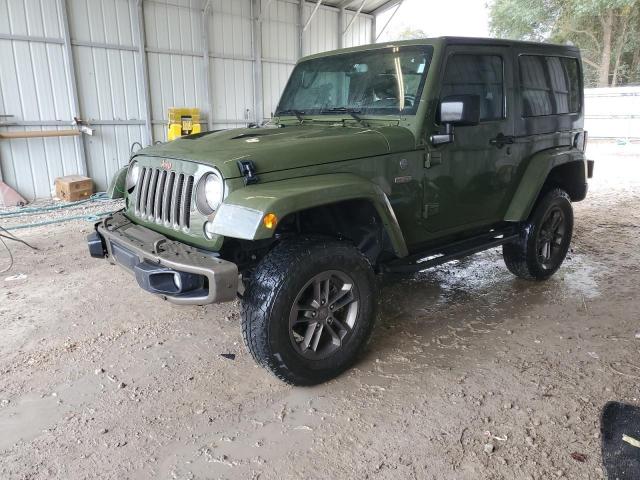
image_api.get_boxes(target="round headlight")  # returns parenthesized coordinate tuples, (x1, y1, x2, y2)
(126, 161, 140, 191)
(197, 172, 223, 214)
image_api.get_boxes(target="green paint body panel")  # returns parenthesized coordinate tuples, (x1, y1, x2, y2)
(108, 167, 127, 199)
(504, 147, 586, 221)
(137, 122, 415, 180)
(111, 36, 590, 262)
(217, 174, 408, 257)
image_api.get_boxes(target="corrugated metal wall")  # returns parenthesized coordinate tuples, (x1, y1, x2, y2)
(261, 0, 298, 118)
(208, 0, 254, 129)
(69, 0, 147, 193)
(0, 0, 84, 199)
(0, 0, 374, 199)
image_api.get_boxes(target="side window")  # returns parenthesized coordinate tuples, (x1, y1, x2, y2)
(520, 55, 580, 117)
(441, 54, 504, 121)
(561, 57, 580, 113)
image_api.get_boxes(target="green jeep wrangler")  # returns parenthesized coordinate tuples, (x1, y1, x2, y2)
(88, 37, 593, 385)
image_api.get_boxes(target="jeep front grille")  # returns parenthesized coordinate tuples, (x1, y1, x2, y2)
(135, 166, 194, 230)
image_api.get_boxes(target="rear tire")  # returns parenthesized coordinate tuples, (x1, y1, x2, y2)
(241, 237, 377, 386)
(503, 188, 573, 280)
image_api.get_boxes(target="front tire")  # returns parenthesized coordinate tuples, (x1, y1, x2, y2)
(503, 188, 573, 280)
(241, 237, 377, 386)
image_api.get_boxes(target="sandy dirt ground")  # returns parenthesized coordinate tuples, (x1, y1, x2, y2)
(0, 142, 639, 479)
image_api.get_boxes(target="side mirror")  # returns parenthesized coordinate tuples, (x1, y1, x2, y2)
(431, 94, 481, 145)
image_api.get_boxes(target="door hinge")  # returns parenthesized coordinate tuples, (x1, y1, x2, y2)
(424, 152, 442, 169)
(237, 160, 259, 185)
(423, 203, 440, 219)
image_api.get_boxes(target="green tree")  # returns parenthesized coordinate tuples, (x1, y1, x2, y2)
(396, 27, 428, 40)
(489, 0, 640, 87)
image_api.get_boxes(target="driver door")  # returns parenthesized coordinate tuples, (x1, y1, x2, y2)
(422, 46, 516, 236)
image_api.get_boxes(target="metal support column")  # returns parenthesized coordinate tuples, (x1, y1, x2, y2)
(251, 0, 264, 124)
(370, 13, 376, 44)
(298, 0, 305, 59)
(338, 7, 345, 48)
(202, 1, 213, 131)
(59, 0, 88, 175)
(135, 0, 154, 145)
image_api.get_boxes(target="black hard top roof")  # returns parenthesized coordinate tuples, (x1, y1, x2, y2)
(439, 36, 580, 52)
(302, 36, 580, 61)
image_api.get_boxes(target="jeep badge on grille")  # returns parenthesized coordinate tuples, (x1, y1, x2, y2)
(161, 160, 172, 171)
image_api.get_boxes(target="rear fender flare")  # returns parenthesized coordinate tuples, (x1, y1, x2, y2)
(504, 146, 586, 222)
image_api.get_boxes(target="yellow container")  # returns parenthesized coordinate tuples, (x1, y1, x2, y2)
(167, 107, 201, 141)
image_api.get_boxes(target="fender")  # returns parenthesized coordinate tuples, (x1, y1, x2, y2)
(107, 166, 127, 199)
(504, 146, 586, 222)
(211, 173, 409, 258)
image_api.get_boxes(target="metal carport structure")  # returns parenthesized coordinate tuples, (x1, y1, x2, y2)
(0, 0, 400, 199)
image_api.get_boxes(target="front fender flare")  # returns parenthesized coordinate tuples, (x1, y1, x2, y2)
(107, 166, 127, 199)
(211, 173, 409, 258)
(504, 146, 585, 222)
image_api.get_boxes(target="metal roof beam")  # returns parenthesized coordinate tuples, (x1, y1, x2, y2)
(370, 0, 401, 16)
(375, 0, 403, 40)
(343, 0, 367, 34)
(302, 0, 323, 31)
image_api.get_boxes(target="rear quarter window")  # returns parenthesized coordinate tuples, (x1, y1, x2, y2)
(519, 55, 581, 117)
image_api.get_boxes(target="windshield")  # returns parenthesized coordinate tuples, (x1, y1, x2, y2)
(276, 46, 433, 117)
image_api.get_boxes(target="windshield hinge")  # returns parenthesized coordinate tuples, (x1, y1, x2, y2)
(237, 160, 259, 185)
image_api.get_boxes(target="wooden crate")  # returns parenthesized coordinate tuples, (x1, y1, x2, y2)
(55, 175, 93, 202)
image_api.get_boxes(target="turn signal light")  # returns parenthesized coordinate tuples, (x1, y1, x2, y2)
(263, 213, 278, 229)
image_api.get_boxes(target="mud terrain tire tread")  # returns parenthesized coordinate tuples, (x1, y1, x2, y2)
(241, 237, 376, 386)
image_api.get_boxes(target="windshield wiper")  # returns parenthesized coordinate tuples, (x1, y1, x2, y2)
(321, 107, 367, 126)
(277, 109, 306, 123)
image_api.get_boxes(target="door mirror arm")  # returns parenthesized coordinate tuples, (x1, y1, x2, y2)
(430, 94, 481, 146)
(430, 123, 454, 146)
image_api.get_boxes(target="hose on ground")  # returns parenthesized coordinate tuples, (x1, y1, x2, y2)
(0, 192, 112, 219)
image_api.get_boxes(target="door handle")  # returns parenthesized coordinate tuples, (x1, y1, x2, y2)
(489, 133, 515, 148)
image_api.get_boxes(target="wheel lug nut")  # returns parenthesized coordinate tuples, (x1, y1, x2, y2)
(329, 305, 333, 310)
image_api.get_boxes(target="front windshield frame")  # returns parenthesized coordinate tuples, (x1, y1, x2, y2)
(275, 45, 434, 118)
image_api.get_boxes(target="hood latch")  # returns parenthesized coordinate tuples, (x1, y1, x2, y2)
(237, 160, 259, 185)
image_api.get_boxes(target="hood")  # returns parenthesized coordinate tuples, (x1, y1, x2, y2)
(135, 123, 416, 179)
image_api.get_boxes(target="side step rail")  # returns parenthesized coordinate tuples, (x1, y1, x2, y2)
(383, 229, 520, 274)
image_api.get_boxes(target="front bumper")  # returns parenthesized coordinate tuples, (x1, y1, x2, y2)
(88, 211, 238, 305)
